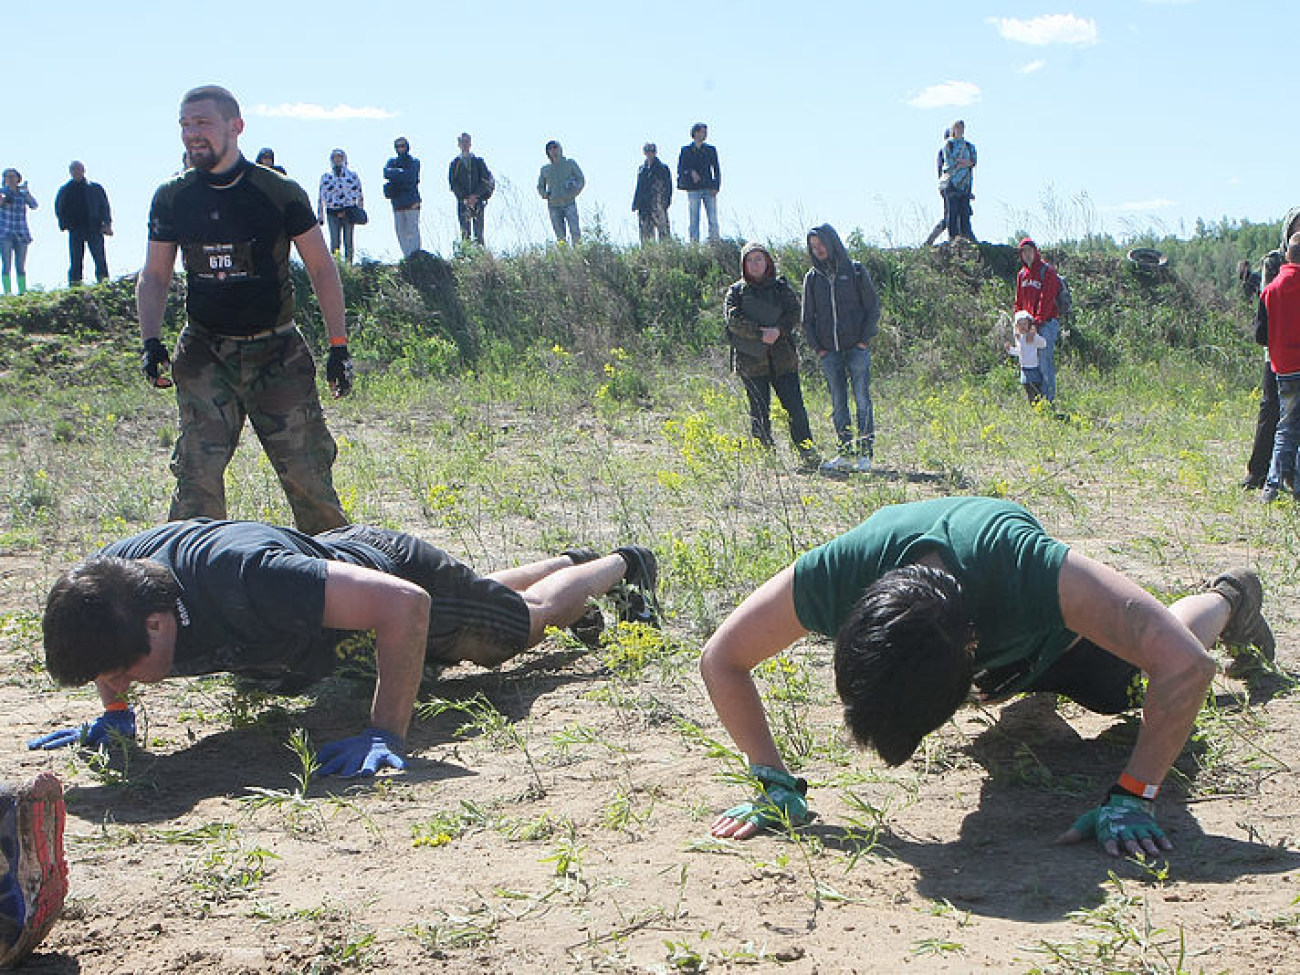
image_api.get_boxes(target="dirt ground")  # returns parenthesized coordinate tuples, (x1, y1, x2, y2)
(3, 388, 1300, 973)
(3, 547, 1299, 974)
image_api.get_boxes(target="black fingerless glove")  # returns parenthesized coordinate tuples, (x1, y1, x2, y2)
(140, 337, 171, 386)
(326, 344, 354, 397)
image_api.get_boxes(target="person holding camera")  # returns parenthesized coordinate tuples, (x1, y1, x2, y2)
(0, 168, 37, 296)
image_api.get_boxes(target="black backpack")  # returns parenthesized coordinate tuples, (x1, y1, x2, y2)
(1054, 270, 1073, 319)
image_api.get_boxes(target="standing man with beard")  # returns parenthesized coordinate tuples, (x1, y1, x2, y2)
(136, 84, 353, 536)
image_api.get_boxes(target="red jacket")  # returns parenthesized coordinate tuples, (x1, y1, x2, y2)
(1015, 250, 1060, 323)
(1264, 263, 1300, 375)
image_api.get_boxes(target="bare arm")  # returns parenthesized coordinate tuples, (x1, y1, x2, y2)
(321, 562, 431, 740)
(293, 226, 347, 344)
(700, 566, 809, 772)
(1056, 551, 1216, 788)
(137, 241, 179, 342)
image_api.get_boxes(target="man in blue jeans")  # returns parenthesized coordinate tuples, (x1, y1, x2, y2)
(676, 123, 720, 243)
(802, 223, 880, 472)
(1258, 236, 1300, 502)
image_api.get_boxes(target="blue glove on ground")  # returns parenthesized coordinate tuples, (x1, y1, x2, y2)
(27, 708, 137, 751)
(720, 764, 810, 832)
(316, 727, 406, 778)
(1062, 790, 1168, 855)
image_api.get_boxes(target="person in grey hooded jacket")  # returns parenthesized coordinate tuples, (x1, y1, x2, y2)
(802, 223, 880, 472)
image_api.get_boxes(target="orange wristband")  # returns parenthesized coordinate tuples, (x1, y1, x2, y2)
(104, 700, 130, 712)
(329, 336, 348, 347)
(1117, 772, 1159, 800)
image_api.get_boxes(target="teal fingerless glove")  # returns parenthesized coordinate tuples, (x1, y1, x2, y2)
(1070, 788, 1166, 849)
(721, 764, 810, 832)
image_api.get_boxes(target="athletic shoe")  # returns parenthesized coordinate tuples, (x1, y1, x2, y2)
(1260, 485, 1280, 504)
(0, 773, 68, 968)
(819, 455, 853, 474)
(1241, 474, 1266, 491)
(853, 455, 873, 473)
(796, 446, 822, 472)
(612, 546, 660, 626)
(1208, 568, 1276, 678)
(561, 547, 600, 565)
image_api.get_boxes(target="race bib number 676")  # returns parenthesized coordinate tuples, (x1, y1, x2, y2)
(183, 242, 254, 282)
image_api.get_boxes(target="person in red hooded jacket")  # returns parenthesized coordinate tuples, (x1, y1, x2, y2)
(1013, 237, 1062, 402)
(1257, 236, 1300, 502)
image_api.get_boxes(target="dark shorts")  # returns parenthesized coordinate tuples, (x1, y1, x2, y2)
(975, 638, 1143, 714)
(318, 526, 531, 667)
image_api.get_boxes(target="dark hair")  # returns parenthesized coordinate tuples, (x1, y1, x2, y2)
(544, 139, 560, 155)
(42, 556, 179, 686)
(834, 564, 973, 766)
(690, 122, 707, 138)
(181, 84, 241, 120)
(255, 148, 275, 164)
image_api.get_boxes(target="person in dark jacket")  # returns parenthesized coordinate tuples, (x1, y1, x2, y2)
(53, 161, 112, 286)
(632, 143, 672, 243)
(449, 133, 494, 246)
(725, 243, 819, 468)
(383, 136, 422, 257)
(802, 224, 880, 473)
(677, 122, 720, 242)
(255, 148, 286, 174)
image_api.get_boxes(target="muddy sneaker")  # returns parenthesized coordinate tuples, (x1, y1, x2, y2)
(1209, 568, 1275, 678)
(569, 603, 605, 649)
(561, 547, 600, 565)
(612, 546, 660, 626)
(0, 773, 68, 968)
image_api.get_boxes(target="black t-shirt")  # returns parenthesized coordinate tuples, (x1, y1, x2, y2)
(147, 157, 317, 335)
(101, 520, 395, 679)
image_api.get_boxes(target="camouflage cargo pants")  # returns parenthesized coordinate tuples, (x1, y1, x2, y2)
(168, 324, 347, 535)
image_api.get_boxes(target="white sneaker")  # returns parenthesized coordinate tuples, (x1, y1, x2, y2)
(853, 455, 872, 473)
(819, 455, 852, 474)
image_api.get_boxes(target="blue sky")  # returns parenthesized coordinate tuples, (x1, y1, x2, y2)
(7, 1, 1290, 291)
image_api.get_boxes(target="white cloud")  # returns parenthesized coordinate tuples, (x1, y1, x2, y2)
(990, 14, 1098, 46)
(1103, 198, 1177, 212)
(1020, 59, 1046, 74)
(907, 81, 982, 109)
(250, 102, 398, 121)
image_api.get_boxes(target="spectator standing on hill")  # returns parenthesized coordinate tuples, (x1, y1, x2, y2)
(537, 140, 584, 244)
(802, 223, 880, 473)
(255, 148, 286, 174)
(924, 128, 951, 246)
(318, 149, 365, 263)
(30, 518, 660, 777)
(632, 143, 672, 243)
(1008, 311, 1047, 403)
(448, 133, 494, 246)
(677, 123, 721, 243)
(384, 136, 422, 257)
(54, 161, 112, 286)
(724, 243, 819, 469)
(1013, 237, 1062, 403)
(701, 495, 1273, 852)
(1257, 235, 1300, 503)
(1242, 208, 1300, 489)
(0, 169, 37, 296)
(136, 84, 353, 536)
(940, 120, 976, 242)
